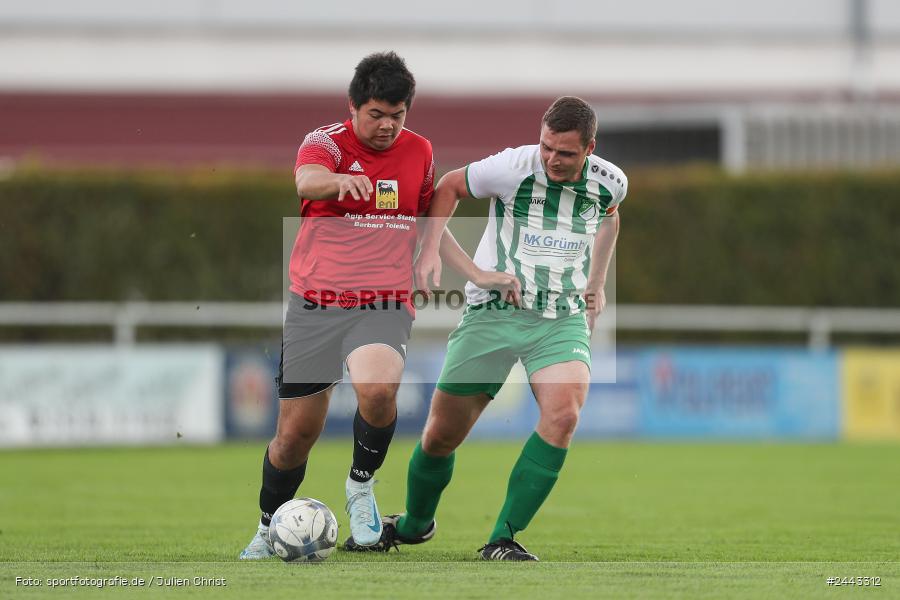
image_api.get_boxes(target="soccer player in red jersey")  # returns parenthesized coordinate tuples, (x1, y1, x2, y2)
(240, 52, 435, 557)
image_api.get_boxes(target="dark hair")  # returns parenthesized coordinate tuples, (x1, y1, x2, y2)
(348, 51, 416, 109)
(541, 96, 597, 147)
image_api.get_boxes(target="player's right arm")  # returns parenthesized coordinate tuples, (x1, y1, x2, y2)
(294, 165, 373, 202)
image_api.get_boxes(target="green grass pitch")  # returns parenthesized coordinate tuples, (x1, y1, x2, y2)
(1, 440, 898, 598)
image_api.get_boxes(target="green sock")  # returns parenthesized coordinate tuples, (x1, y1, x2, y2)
(397, 441, 455, 538)
(488, 432, 567, 543)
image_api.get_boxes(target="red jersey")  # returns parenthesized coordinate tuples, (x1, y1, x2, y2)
(289, 119, 434, 313)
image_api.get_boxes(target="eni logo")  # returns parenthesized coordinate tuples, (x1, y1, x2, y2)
(375, 180, 399, 209)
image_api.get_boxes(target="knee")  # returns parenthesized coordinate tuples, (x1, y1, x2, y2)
(541, 405, 581, 442)
(356, 383, 397, 406)
(270, 429, 318, 466)
(551, 408, 580, 437)
(356, 384, 398, 425)
(421, 424, 460, 457)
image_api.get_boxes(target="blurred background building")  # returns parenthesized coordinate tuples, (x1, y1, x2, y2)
(1, 0, 899, 447)
(2, 0, 900, 171)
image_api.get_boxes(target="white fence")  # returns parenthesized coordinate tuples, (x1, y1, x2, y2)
(595, 102, 900, 172)
(2, 302, 899, 349)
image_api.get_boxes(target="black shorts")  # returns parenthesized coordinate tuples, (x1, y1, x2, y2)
(277, 292, 413, 399)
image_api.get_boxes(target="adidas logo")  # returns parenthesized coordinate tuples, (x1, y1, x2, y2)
(349, 161, 364, 173)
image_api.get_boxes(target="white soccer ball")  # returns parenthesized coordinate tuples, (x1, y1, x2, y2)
(269, 498, 339, 563)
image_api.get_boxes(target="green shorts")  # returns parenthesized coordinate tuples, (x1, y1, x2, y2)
(435, 303, 591, 398)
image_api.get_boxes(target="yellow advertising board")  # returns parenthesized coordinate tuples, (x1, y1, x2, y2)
(842, 349, 900, 440)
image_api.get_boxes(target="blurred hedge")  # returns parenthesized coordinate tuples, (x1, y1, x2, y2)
(613, 167, 900, 307)
(0, 169, 292, 301)
(1, 166, 899, 306)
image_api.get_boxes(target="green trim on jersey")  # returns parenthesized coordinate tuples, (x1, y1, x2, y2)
(509, 175, 536, 299)
(543, 181, 562, 229)
(464, 165, 477, 199)
(493, 197, 508, 273)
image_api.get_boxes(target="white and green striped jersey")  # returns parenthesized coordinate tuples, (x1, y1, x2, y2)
(463, 145, 627, 318)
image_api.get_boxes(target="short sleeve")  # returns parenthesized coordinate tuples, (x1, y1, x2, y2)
(605, 171, 628, 215)
(464, 147, 523, 200)
(418, 153, 435, 215)
(294, 129, 342, 174)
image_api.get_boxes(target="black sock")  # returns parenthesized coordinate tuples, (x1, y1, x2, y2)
(349, 408, 396, 482)
(259, 447, 307, 527)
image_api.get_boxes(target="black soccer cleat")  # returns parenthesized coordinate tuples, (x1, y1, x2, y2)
(343, 514, 436, 553)
(478, 539, 539, 561)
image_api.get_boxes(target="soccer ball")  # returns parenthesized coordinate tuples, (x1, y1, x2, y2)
(269, 498, 339, 562)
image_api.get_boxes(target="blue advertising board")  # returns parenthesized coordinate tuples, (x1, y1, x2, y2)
(577, 351, 641, 438)
(223, 347, 279, 440)
(223, 344, 840, 441)
(636, 348, 839, 439)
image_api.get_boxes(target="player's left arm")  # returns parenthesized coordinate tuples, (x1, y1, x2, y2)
(584, 210, 620, 332)
(438, 227, 521, 305)
(413, 168, 520, 304)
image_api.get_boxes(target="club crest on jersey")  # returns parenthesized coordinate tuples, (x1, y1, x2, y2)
(375, 180, 399, 209)
(578, 199, 599, 221)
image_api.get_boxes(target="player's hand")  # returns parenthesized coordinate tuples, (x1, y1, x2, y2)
(473, 270, 521, 307)
(585, 288, 606, 332)
(337, 175, 373, 202)
(414, 251, 442, 297)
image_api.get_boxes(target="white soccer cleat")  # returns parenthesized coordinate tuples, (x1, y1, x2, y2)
(345, 477, 382, 547)
(239, 522, 275, 560)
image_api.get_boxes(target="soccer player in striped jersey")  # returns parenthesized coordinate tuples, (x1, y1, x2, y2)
(347, 96, 626, 560)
